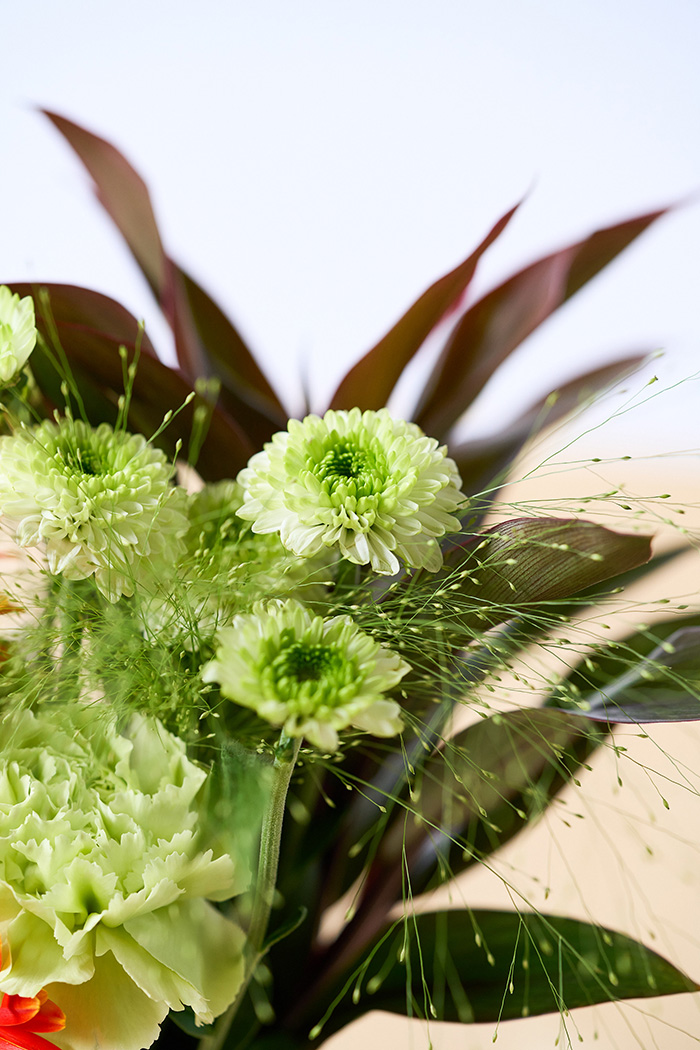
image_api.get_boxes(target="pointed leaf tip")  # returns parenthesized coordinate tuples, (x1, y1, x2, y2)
(414, 205, 670, 437)
(329, 202, 522, 411)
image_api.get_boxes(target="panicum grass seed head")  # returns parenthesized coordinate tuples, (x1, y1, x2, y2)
(140, 480, 332, 646)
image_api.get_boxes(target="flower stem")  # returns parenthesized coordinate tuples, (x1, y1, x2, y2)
(199, 731, 301, 1050)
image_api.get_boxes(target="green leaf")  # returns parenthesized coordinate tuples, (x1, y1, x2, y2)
(329, 203, 520, 410)
(263, 907, 309, 952)
(10, 281, 256, 478)
(413, 206, 669, 438)
(451, 353, 648, 497)
(199, 738, 272, 881)
(448, 518, 652, 628)
(307, 910, 698, 1038)
(549, 618, 700, 723)
(43, 109, 285, 444)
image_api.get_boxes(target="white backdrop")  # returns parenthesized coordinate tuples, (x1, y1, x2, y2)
(2, 0, 699, 456)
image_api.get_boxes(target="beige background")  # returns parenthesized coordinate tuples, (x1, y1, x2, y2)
(327, 453, 700, 1050)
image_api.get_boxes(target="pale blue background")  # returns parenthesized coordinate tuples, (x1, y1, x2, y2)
(2, 0, 699, 456)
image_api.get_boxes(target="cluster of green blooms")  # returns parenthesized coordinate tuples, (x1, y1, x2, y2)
(0, 287, 468, 1050)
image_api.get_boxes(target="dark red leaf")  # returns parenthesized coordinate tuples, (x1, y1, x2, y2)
(10, 282, 255, 479)
(329, 203, 521, 410)
(450, 517, 653, 623)
(43, 110, 285, 439)
(414, 207, 669, 438)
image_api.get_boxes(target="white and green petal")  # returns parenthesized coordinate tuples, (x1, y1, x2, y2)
(0, 419, 188, 601)
(202, 599, 410, 750)
(236, 408, 465, 575)
(0, 287, 36, 384)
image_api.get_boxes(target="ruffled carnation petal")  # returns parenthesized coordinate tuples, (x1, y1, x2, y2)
(0, 709, 249, 1050)
(45, 951, 167, 1050)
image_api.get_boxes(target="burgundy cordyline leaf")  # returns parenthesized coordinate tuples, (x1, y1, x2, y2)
(43, 109, 285, 446)
(569, 625, 700, 724)
(413, 206, 669, 439)
(329, 202, 521, 410)
(10, 282, 255, 478)
(453, 517, 653, 616)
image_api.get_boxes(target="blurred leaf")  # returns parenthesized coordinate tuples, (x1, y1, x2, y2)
(178, 269, 288, 437)
(199, 738, 271, 878)
(168, 1008, 214, 1038)
(329, 203, 520, 410)
(449, 518, 652, 627)
(307, 910, 698, 1039)
(550, 618, 700, 723)
(413, 206, 668, 438)
(43, 109, 285, 443)
(374, 709, 605, 896)
(451, 353, 648, 497)
(318, 709, 603, 968)
(263, 907, 309, 953)
(11, 282, 256, 478)
(11, 280, 159, 358)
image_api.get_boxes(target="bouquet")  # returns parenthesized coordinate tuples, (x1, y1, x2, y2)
(0, 112, 697, 1050)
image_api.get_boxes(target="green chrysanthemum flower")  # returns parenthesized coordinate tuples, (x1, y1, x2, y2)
(0, 706, 249, 1050)
(0, 419, 187, 601)
(141, 481, 332, 646)
(202, 599, 410, 751)
(236, 408, 465, 575)
(0, 287, 36, 385)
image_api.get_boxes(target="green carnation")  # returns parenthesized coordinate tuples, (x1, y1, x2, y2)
(202, 599, 409, 751)
(0, 286, 36, 385)
(0, 706, 248, 1050)
(236, 408, 465, 575)
(0, 419, 187, 601)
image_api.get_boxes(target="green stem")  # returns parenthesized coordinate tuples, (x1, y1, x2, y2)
(199, 731, 301, 1050)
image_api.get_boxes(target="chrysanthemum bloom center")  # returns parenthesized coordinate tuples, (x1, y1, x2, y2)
(271, 639, 343, 686)
(264, 631, 355, 710)
(63, 444, 106, 477)
(316, 442, 377, 483)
